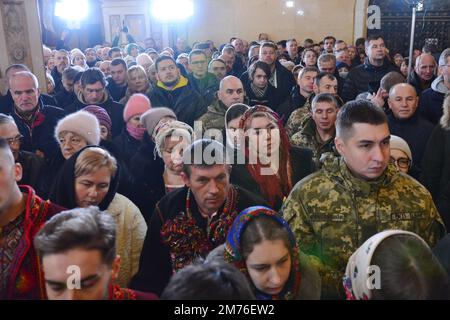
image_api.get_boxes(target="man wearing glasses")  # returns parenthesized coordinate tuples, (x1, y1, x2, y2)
(0, 114, 45, 191)
(66, 68, 124, 137)
(187, 49, 219, 106)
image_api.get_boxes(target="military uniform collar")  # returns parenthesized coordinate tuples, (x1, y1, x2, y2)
(330, 158, 397, 197)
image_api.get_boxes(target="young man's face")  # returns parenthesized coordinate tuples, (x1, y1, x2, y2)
(209, 61, 227, 81)
(110, 64, 127, 86)
(189, 53, 208, 79)
(312, 101, 338, 132)
(156, 59, 180, 86)
(324, 39, 335, 53)
(259, 46, 276, 67)
(365, 38, 386, 61)
(43, 248, 120, 300)
(335, 123, 390, 180)
(316, 77, 338, 95)
(82, 81, 105, 105)
(298, 71, 317, 95)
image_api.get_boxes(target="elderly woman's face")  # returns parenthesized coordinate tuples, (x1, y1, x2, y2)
(161, 136, 188, 174)
(75, 166, 112, 207)
(390, 149, 410, 174)
(58, 131, 88, 160)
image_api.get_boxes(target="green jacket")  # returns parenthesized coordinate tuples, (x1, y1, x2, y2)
(290, 116, 337, 168)
(282, 157, 446, 299)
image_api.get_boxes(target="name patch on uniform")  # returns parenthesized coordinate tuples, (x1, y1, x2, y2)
(390, 212, 423, 221)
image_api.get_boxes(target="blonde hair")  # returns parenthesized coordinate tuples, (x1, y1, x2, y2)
(439, 93, 450, 130)
(127, 65, 147, 78)
(74, 147, 117, 179)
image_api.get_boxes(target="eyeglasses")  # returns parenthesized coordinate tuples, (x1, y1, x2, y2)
(390, 156, 411, 169)
(6, 134, 23, 146)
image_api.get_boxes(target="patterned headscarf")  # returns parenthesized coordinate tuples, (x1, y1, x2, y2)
(343, 229, 429, 300)
(224, 206, 301, 300)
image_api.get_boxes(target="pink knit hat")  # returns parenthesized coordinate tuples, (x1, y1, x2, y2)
(123, 93, 151, 122)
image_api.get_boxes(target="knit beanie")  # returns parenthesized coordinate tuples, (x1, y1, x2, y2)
(154, 121, 193, 157)
(140, 107, 177, 138)
(390, 135, 412, 161)
(83, 105, 112, 133)
(123, 93, 151, 122)
(55, 110, 101, 145)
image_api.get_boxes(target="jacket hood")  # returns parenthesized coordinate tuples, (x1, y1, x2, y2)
(431, 75, 449, 94)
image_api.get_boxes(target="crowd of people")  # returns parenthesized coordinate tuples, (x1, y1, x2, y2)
(1, 30, 450, 300)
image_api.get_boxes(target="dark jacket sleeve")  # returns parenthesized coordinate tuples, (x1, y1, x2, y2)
(129, 204, 172, 295)
(420, 126, 445, 199)
(341, 71, 359, 102)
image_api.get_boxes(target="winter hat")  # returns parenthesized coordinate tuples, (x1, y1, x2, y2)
(123, 93, 151, 122)
(55, 110, 101, 145)
(390, 135, 412, 161)
(154, 121, 193, 157)
(83, 105, 112, 133)
(140, 107, 177, 138)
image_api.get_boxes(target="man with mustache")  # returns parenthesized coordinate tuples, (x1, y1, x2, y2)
(282, 100, 445, 299)
(130, 139, 265, 295)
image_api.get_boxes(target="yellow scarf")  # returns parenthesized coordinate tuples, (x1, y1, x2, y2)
(156, 75, 188, 91)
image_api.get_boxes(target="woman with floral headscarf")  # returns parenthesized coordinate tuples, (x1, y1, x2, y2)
(215, 206, 321, 300)
(230, 105, 315, 210)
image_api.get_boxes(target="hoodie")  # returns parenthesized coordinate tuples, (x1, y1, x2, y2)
(419, 76, 449, 124)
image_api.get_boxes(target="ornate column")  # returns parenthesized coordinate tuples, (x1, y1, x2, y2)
(0, 0, 46, 94)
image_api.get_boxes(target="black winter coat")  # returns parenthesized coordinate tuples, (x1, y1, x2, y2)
(66, 94, 124, 138)
(150, 83, 207, 127)
(342, 58, 398, 102)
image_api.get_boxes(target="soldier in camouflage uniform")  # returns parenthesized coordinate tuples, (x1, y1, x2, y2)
(285, 67, 318, 137)
(286, 71, 339, 138)
(282, 100, 446, 299)
(198, 75, 245, 133)
(290, 93, 339, 168)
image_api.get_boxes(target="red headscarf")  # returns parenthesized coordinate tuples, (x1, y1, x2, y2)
(239, 105, 293, 208)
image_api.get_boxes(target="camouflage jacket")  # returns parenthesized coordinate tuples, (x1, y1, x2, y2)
(290, 116, 336, 168)
(282, 157, 446, 299)
(197, 98, 227, 133)
(285, 96, 312, 137)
